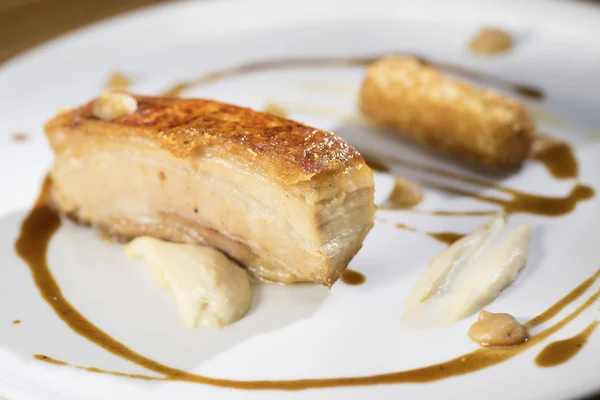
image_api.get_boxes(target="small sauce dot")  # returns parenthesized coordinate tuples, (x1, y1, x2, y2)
(341, 269, 366, 285)
(11, 133, 29, 142)
(12, 320, 21, 325)
(427, 232, 464, 246)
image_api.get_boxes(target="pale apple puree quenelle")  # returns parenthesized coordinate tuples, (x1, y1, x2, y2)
(125, 237, 253, 329)
(403, 213, 532, 327)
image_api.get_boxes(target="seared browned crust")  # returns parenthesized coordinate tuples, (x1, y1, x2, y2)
(45, 95, 363, 185)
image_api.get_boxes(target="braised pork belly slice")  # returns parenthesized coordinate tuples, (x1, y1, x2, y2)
(44, 95, 375, 286)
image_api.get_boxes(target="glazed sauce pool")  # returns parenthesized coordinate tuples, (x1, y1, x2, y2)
(535, 321, 599, 367)
(532, 141, 578, 180)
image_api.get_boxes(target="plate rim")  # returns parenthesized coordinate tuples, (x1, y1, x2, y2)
(1, 0, 600, 399)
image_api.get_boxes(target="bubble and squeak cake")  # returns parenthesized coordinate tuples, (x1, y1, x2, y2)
(44, 93, 376, 286)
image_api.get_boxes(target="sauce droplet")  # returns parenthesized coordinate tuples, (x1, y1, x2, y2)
(524, 270, 600, 330)
(395, 223, 417, 232)
(531, 140, 578, 180)
(469, 27, 513, 55)
(515, 86, 544, 100)
(340, 269, 366, 286)
(382, 177, 423, 209)
(535, 321, 599, 367)
(11, 133, 29, 142)
(12, 319, 21, 325)
(426, 232, 464, 245)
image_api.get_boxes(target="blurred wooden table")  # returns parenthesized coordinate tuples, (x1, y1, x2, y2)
(0, 0, 167, 64)
(2, 0, 599, 65)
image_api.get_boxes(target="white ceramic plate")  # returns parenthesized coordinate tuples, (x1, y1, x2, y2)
(1, 0, 600, 399)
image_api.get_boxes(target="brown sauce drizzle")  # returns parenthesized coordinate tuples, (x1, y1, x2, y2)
(375, 155, 593, 218)
(524, 270, 600, 330)
(395, 223, 417, 232)
(515, 86, 543, 100)
(426, 232, 464, 245)
(18, 179, 600, 390)
(379, 177, 423, 210)
(12, 319, 21, 325)
(35, 354, 68, 366)
(363, 151, 593, 217)
(394, 223, 464, 245)
(162, 54, 543, 100)
(340, 269, 366, 286)
(534, 321, 598, 367)
(532, 141, 578, 180)
(424, 181, 594, 217)
(15, 177, 193, 380)
(34, 355, 159, 380)
(411, 209, 498, 217)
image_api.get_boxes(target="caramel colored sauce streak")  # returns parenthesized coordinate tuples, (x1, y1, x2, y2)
(379, 177, 423, 210)
(366, 152, 594, 217)
(532, 142, 578, 180)
(394, 223, 464, 246)
(534, 321, 599, 367)
(35, 354, 67, 366)
(423, 181, 594, 217)
(340, 269, 366, 285)
(33, 276, 600, 390)
(410, 209, 498, 217)
(395, 223, 417, 232)
(162, 55, 543, 100)
(34, 355, 160, 381)
(524, 270, 600, 330)
(19, 180, 600, 390)
(426, 232, 464, 245)
(163, 57, 377, 97)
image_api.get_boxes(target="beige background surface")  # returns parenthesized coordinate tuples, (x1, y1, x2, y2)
(0, 0, 167, 63)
